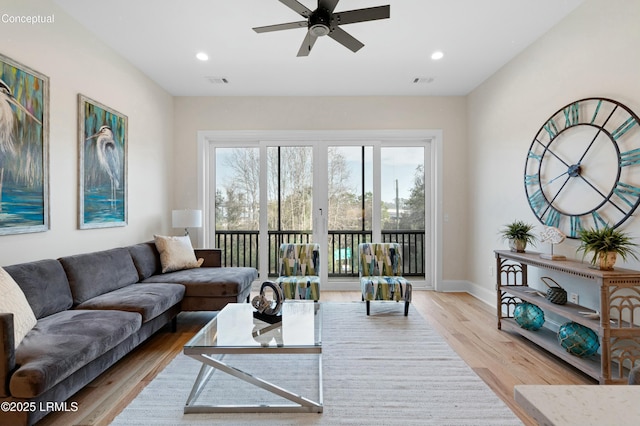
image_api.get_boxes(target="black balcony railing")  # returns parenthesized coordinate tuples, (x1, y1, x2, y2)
(327, 230, 372, 277)
(215, 230, 259, 270)
(214, 229, 426, 277)
(382, 230, 426, 276)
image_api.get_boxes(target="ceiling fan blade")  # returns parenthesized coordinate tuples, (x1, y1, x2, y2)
(253, 21, 307, 33)
(297, 31, 318, 57)
(334, 5, 390, 25)
(328, 26, 364, 53)
(279, 0, 313, 18)
(319, 0, 340, 13)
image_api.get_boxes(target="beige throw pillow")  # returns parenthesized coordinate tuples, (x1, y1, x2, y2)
(154, 235, 203, 273)
(0, 267, 37, 347)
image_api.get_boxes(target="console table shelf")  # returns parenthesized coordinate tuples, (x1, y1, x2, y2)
(495, 250, 640, 384)
(501, 318, 601, 380)
(502, 285, 603, 328)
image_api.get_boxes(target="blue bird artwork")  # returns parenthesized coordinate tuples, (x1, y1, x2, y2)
(86, 125, 122, 208)
(0, 78, 42, 208)
(80, 96, 127, 227)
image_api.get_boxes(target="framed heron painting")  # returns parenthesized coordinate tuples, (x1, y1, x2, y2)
(0, 52, 49, 236)
(78, 94, 127, 229)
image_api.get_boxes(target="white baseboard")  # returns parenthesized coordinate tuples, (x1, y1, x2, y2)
(438, 280, 495, 307)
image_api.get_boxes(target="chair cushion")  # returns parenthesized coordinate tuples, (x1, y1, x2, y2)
(75, 283, 185, 323)
(360, 276, 412, 302)
(361, 276, 411, 286)
(358, 243, 403, 277)
(276, 276, 320, 300)
(278, 243, 320, 276)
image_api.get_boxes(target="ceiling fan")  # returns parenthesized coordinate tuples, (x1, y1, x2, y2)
(253, 0, 390, 57)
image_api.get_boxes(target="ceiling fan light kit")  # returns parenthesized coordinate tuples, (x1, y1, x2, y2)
(309, 8, 331, 37)
(253, 0, 390, 57)
(309, 23, 330, 37)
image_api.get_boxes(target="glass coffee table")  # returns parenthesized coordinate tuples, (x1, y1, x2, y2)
(183, 301, 322, 413)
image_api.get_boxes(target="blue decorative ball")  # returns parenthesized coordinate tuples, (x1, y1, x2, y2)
(514, 302, 545, 330)
(557, 322, 600, 357)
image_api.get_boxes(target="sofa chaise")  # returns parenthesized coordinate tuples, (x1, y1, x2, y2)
(0, 240, 257, 426)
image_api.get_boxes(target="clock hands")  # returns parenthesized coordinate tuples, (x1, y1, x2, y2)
(539, 107, 617, 190)
(546, 170, 569, 185)
(539, 119, 620, 219)
(545, 163, 582, 186)
(542, 161, 627, 218)
(535, 153, 581, 220)
(538, 173, 572, 219)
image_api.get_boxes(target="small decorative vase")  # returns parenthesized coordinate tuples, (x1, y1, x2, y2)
(597, 251, 617, 271)
(509, 239, 527, 253)
(557, 322, 599, 357)
(514, 302, 545, 330)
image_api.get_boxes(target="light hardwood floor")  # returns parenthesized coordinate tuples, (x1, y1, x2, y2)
(37, 291, 595, 426)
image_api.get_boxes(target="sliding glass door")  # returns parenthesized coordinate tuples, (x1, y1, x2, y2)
(326, 145, 373, 277)
(204, 133, 431, 288)
(213, 147, 260, 268)
(380, 146, 427, 276)
(266, 144, 315, 275)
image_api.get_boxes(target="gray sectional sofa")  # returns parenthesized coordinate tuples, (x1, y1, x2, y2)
(0, 241, 257, 426)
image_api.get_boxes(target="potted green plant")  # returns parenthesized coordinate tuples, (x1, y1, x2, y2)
(577, 227, 639, 270)
(500, 220, 537, 253)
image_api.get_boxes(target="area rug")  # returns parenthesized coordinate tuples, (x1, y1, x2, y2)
(112, 302, 522, 425)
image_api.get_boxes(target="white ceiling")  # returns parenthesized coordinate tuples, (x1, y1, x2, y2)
(54, 0, 584, 97)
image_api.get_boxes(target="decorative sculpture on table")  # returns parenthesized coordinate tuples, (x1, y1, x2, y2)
(251, 281, 284, 324)
(539, 227, 566, 260)
(252, 322, 283, 347)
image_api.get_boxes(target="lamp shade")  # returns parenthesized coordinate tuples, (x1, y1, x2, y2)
(172, 209, 202, 229)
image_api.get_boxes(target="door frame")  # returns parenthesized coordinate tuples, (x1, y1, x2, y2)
(197, 129, 443, 291)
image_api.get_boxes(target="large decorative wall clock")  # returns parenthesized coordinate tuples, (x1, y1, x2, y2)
(525, 97, 640, 238)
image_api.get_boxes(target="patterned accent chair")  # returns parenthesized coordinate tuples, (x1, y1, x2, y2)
(275, 243, 321, 301)
(359, 242, 412, 316)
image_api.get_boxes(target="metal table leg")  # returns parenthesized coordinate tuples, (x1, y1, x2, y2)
(184, 353, 323, 413)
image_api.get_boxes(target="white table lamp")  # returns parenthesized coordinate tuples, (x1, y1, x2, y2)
(172, 209, 202, 236)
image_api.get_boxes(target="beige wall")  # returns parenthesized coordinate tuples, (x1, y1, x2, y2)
(174, 96, 468, 282)
(467, 0, 640, 303)
(0, 0, 174, 265)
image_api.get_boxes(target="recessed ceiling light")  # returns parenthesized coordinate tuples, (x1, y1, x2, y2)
(431, 51, 444, 60)
(196, 52, 209, 61)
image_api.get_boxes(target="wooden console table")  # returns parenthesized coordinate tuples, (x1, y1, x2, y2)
(495, 250, 640, 384)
